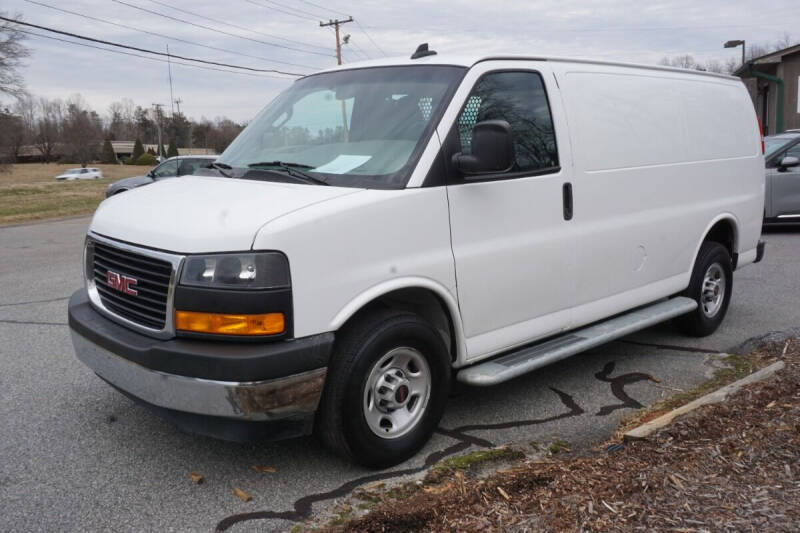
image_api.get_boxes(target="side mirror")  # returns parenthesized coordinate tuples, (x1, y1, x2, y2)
(452, 120, 515, 176)
(779, 156, 799, 170)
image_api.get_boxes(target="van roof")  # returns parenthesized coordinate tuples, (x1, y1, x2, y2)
(313, 53, 738, 81)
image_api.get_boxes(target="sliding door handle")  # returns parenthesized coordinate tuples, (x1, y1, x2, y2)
(562, 182, 573, 221)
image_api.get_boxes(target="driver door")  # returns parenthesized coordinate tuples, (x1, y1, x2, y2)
(442, 62, 576, 360)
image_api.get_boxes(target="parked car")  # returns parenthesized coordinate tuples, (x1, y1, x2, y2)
(55, 167, 102, 180)
(105, 155, 217, 197)
(69, 48, 765, 468)
(763, 131, 800, 223)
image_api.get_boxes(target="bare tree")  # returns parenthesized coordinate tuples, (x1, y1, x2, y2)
(35, 97, 63, 163)
(63, 94, 102, 166)
(0, 12, 29, 97)
(658, 54, 700, 70)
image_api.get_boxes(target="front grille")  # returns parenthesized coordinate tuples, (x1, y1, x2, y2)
(92, 241, 172, 329)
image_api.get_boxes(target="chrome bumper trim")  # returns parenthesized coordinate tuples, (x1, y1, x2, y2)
(71, 331, 326, 421)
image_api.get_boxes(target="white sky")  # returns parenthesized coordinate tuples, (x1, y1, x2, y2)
(3, 0, 798, 122)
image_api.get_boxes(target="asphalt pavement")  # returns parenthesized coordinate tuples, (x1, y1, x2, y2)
(1, 217, 798, 532)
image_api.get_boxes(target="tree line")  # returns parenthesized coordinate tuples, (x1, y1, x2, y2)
(0, 94, 245, 166)
(658, 34, 795, 73)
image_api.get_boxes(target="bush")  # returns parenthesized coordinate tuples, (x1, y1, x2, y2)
(130, 138, 144, 162)
(134, 153, 157, 166)
(166, 141, 179, 158)
(101, 139, 117, 164)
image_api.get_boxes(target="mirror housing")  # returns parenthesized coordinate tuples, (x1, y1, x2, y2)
(779, 155, 799, 170)
(452, 120, 515, 176)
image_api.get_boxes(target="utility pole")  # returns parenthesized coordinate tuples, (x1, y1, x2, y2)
(319, 16, 353, 66)
(319, 17, 353, 141)
(166, 44, 175, 117)
(151, 103, 165, 161)
(174, 97, 183, 115)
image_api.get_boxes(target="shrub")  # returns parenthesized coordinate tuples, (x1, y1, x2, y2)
(101, 139, 117, 164)
(166, 141, 179, 158)
(127, 138, 145, 164)
(134, 153, 157, 166)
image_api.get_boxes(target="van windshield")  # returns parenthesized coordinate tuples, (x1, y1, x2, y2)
(217, 65, 466, 188)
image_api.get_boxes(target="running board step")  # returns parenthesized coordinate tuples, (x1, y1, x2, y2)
(456, 297, 697, 386)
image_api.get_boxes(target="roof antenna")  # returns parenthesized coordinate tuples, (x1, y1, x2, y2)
(411, 43, 437, 60)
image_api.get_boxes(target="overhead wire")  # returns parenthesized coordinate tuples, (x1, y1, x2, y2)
(144, 0, 331, 53)
(23, 0, 319, 71)
(242, 0, 318, 22)
(354, 20, 387, 57)
(109, 0, 333, 58)
(14, 28, 298, 79)
(0, 16, 305, 76)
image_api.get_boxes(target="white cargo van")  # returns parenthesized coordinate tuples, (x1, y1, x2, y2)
(69, 45, 765, 467)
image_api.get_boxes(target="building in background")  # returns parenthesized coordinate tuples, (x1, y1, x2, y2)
(735, 43, 800, 135)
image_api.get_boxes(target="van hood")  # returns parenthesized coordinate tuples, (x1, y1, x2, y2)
(90, 175, 362, 253)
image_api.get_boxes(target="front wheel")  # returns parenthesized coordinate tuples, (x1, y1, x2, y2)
(674, 241, 733, 337)
(316, 309, 451, 468)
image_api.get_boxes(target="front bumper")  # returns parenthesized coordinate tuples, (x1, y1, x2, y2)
(68, 290, 334, 434)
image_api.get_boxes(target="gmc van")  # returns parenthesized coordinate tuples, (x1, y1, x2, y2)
(69, 47, 765, 467)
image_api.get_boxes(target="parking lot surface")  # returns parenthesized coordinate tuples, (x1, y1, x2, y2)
(1, 217, 798, 532)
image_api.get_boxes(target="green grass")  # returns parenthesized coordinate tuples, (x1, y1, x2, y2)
(0, 163, 143, 225)
(657, 353, 757, 411)
(431, 447, 516, 473)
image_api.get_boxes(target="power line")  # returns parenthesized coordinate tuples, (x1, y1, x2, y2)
(242, 0, 318, 22)
(14, 28, 297, 79)
(347, 37, 371, 60)
(24, 0, 318, 70)
(298, 0, 350, 18)
(145, 0, 331, 53)
(355, 20, 386, 57)
(109, 0, 333, 58)
(0, 16, 304, 76)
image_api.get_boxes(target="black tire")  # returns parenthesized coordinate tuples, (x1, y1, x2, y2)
(674, 241, 733, 337)
(316, 309, 451, 468)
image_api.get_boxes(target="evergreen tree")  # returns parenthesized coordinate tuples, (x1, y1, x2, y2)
(129, 138, 144, 164)
(166, 141, 179, 158)
(101, 138, 117, 164)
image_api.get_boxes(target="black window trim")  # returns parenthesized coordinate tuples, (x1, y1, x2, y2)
(440, 68, 561, 186)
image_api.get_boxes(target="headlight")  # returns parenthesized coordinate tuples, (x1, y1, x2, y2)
(179, 252, 290, 290)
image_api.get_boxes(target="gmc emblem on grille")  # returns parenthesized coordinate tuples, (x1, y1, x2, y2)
(106, 270, 138, 296)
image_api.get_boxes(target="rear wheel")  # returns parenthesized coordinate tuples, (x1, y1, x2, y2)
(316, 309, 450, 468)
(674, 241, 732, 337)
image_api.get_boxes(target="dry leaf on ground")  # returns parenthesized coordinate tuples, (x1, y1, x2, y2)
(189, 472, 204, 485)
(234, 488, 252, 502)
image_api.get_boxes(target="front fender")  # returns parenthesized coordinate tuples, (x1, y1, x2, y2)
(329, 276, 468, 365)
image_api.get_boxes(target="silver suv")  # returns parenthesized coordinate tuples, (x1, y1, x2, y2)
(106, 155, 217, 197)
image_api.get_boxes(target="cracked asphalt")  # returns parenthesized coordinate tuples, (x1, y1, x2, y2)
(1, 217, 798, 532)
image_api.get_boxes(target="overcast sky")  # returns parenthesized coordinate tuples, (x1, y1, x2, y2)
(3, 0, 797, 122)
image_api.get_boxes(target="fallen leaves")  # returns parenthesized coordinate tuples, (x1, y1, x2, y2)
(497, 487, 510, 501)
(189, 472, 204, 485)
(252, 465, 276, 474)
(234, 488, 252, 502)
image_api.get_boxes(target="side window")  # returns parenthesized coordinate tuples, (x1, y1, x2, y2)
(785, 143, 800, 159)
(177, 159, 196, 176)
(456, 71, 558, 174)
(152, 160, 178, 178)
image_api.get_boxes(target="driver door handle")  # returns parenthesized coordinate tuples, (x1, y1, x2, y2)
(563, 182, 573, 221)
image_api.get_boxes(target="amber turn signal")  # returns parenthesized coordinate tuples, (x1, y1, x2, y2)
(175, 310, 285, 336)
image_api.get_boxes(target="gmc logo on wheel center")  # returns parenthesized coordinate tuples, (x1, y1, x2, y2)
(106, 270, 138, 296)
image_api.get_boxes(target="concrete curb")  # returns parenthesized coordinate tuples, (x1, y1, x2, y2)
(624, 360, 786, 441)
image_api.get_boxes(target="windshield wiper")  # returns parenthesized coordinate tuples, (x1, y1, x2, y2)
(247, 161, 328, 186)
(210, 162, 233, 178)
